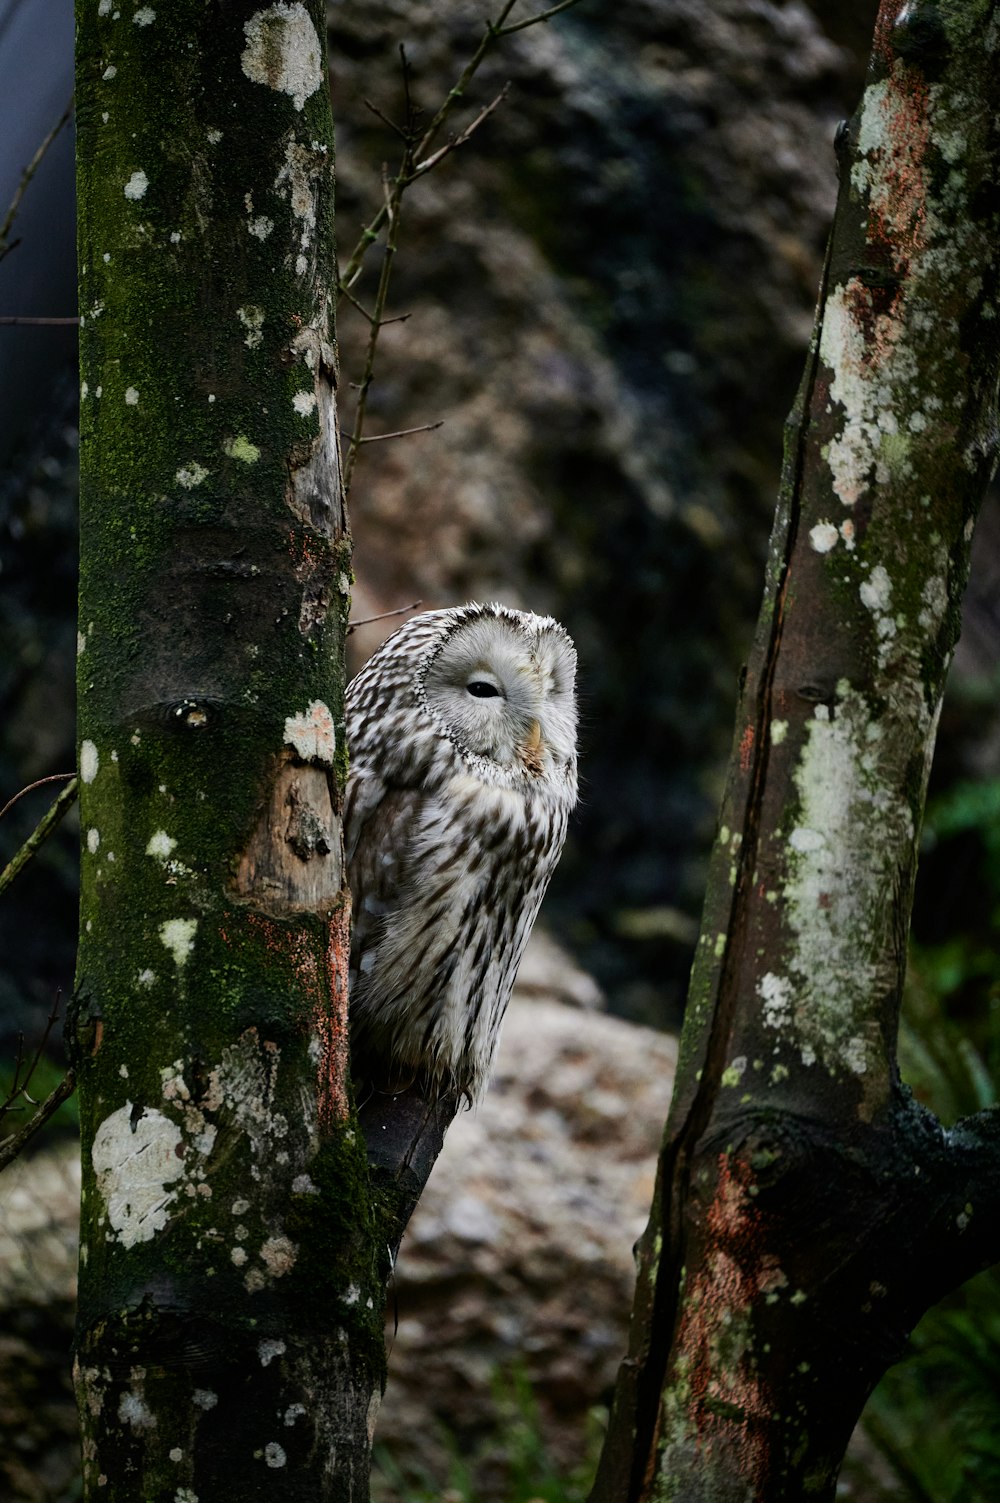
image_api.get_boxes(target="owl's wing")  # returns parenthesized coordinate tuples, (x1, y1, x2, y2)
(344, 771, 425, 984)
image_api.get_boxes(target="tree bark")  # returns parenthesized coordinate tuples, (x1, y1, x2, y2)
(592, 3, 1000, 1499)
(72, 5, 384, 1498)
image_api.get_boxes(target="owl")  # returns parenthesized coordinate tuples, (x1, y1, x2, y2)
(344, 602, 578, 1105)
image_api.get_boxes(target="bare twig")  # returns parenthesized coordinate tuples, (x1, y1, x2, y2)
(336, 0, 584, 488)
(0, 316, 80, 326)
(0, 1070, 76, 1173)
(343, 162, 408, 496)
(337, 281, 412, 327)
(347, 600, 423, 634)
(0, 96, 75, 265)
(346, 421, 444, 446)
(364, 97, 410, 141)
(0, 772, 78, 825)
(337, 0, 584, 294)
(0, 777, 80, 899)
(410, 82, 512, 179)
(495, 0, 584, 35)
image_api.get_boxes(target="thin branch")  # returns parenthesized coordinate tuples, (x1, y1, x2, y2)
(409, 0, 519, 165)
(0, 781, 80, 895)
(496, 0, 584, 35)
(0, 772, 78, 824)
(336, 281, 412, 327)
(343, 148, 411, 494)
(410, 83, 512, 179)
(0, 1070, 76, 1173)
(347, 601, 423, 634)
(363, 97, 410, 141)
(0, 96, 74, 264)
(0, 316, 80, 326)
(348, 421, 444, 445)
(337, 0, 580, 293)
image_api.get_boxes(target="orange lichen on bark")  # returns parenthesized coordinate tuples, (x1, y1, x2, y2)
(666, 1154, 772, 1482)
(866, 66, 930, 275)
(318, 900, 351, 1127)
(219, 906, 351, 1125)
(739, 724, 755, 772)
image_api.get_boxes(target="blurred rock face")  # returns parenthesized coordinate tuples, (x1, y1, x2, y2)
(374, 991, 677, 1496)
(332, 0, 868, 1026)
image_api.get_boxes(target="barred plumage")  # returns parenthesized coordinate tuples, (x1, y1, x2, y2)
(345, 602, 578, 1103)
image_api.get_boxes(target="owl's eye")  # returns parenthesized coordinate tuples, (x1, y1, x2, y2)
(466, 680, 502, 699)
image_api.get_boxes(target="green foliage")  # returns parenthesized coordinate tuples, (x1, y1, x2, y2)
(371, 1366, 604, 1503)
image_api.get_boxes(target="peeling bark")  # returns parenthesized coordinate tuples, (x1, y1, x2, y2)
(592, 4, 1000, 1500)
(72, 4, 384, 1498)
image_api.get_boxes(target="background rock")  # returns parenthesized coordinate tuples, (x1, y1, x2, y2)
(373, 992, 677, 1495)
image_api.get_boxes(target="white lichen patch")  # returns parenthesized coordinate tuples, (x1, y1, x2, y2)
(237, 305, 265, 349)
(80, 740, 100, 783)
(859, 563, 892, 613)
(92, 1105, 185, 1246)
(174, 1489, 198, 1503)
(259, 1235, 297, 1278)
(133, 6, 155, 24)
(284, 700, 335, 764)
(284, 1403, 306, 1426)
(757, 971, 793, 1031)
(231, 1246, 248, 1267)
(137, 967, 156, 987)
(224, 434, 260, 464)
(176, 462, 209, 489)
(204, 1031, 291, 1164)
(264, 1442, 287, 1469)
(275, 138, 326, 265)
(778, 681, 919, 1084)
(102, 64, 117, 80)
(125, 386, 140, 406)
(918, 563, 948, 633)
(159, 916, 197, 968)
(118, 1390, 155, 1429)
(858, 563, 899, 667)
(124, 171, 148, 200)
(809, 521, 840, 554)
(292, 389, 317, 417)
(248, 216, 274, 240)
(843, 1036, 868, 1075)
(87, 827, 101, 854)
(192, 1389, 218, 1410)
(241, 3, 323, 111)
(258, 1337, 286, 1366)
(146, 830, 177, 859)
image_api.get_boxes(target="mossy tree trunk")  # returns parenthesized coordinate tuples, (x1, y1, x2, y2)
(592, 3, 1000, 1500)
(72, 4, 386, 1498)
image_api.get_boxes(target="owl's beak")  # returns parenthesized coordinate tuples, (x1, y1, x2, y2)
(520, 719, 545, 774)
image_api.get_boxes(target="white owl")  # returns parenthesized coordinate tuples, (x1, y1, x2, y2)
(345, 602, 578, 1104)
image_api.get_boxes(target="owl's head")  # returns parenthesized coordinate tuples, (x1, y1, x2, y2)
(416, 603, 577, 779)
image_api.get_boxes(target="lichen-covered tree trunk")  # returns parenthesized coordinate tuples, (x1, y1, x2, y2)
(72, 5, 386, 1498)
(592, 3, 1000, 1500)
